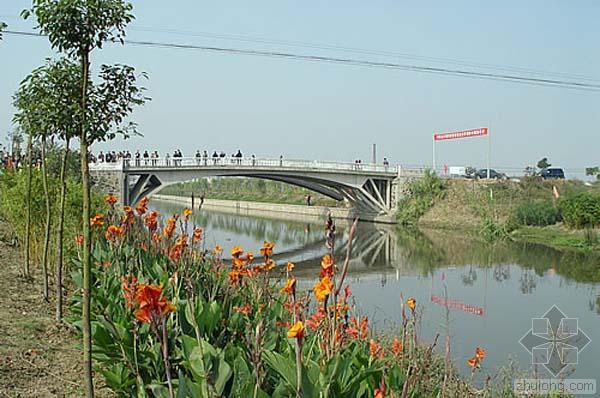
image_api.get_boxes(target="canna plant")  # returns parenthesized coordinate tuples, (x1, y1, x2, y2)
(67, 198, 483, 397)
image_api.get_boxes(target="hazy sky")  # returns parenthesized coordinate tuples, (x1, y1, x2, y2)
(1, 1, 598, 176)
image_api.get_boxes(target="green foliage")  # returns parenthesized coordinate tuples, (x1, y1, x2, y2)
(558, 192, 600, 229)
(0, 21, 6, 40)
(586, 166, 600, 180)
(23, 0, 134, 57)
(0, 167, 105, 262)
(396, 170, 446, 225)
(536, 157, 551, 170)
(511, 200, 561, 227)
(479, 217, 509, 242)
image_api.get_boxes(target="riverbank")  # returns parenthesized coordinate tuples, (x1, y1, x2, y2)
(154, 194, 366, 223)
(418, 178, 600, 252)
(0, 220, 112, 397)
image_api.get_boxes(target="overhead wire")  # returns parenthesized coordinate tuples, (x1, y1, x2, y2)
(3, 29, 600, 92)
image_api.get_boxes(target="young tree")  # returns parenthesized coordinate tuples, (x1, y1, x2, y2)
(24, 2, 146, 395)
(537, 157, 551, 170)
(0, 21, 6, 40)
(586, 167, 600, 181)
(15, 59, 81, 321)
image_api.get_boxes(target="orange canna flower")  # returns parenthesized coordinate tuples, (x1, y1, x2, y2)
(163, 217, 176, 238)
(392, 336, 403, 355)
(214, 245, 223, 254)
(287, 321, 304, 339)
(231, 245, 244, 258)
(320, 254, 335, 277)
(121, 275, 138, 308)
(74, 235, 84, 246)
(264, 258, 275, 271)
(286, 262, 295, 272)
(133, 284, 176, 324)
(369, 339, 382, 358)
(281, 278, 296, 295)
(467, 357, 479, 368)
(144, 211, 159, 232)
(406, 297, 417, 311)
(313, 276, 333, 302)
(360, 317, 369, 339)
(105, 224, 125, 241)
(246, 252, 254, 263)
(260, 241, 274, 257)
(90, 214, 104, 227)
(183, 207, 192, 218)
(475, 347, 486, 360)
(104, 194, 118, 206)
(233, 304, 252, 315)
(374, 389, 384, 398)
(192, 227, 203, 242)
(228, 270, 241, 284)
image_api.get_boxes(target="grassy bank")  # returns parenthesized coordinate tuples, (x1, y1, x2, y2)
(160, 177, 342, 207)
(414, 178, 600, 251)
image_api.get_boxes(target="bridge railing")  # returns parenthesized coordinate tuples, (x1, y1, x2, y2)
(96, 157, 401, 174)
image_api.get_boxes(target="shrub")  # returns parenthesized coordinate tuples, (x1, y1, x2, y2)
(511, 200, 561, 227)
(558, 193, 600, 229)
(396, 170, 446, 225)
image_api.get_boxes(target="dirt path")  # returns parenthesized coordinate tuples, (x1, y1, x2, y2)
(0, 221, 111, 397)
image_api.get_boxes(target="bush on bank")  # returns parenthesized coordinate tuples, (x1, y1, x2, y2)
(558, 192, 600, 229)
(396, 171, 446, 226)
(510, 200, 561, 227)
(71, 197, 496, 397)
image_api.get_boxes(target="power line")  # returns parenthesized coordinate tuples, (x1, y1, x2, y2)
(130, 25, 600, 83)
(4, 29, 600, 92)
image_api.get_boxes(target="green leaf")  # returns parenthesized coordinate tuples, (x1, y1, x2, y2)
(262, 350, 297, 393)
(213, 354, 232, 395)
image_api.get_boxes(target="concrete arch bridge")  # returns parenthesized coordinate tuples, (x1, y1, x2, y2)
(90, 157, 425, 222)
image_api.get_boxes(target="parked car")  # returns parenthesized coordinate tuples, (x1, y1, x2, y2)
(540, 168, 565, 179)
(474, 169, 505, 179)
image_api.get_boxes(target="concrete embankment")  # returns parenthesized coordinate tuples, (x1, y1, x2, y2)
(152, 194, 360, 224)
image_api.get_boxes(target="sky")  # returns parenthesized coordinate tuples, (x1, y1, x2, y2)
(1, 1, 599, 177)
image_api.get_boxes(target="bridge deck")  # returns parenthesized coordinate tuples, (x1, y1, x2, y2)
(90, 157, 426, 178)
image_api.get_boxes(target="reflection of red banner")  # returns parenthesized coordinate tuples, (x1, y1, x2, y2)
(434, 128, 488, 141)
(431, 295, 484, 316)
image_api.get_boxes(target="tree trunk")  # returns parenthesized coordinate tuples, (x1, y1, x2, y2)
(41, 135, 51, 301)
(56, 138, 70, 321)
(80, 51, 94, 398)
(24, 131, 33, 278)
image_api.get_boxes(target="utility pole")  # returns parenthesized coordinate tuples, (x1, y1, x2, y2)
(372, 143, 376, 164)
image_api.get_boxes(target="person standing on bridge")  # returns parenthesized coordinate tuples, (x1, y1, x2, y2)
(279, 155, 283, 167)
(143, 150, 149, 165)
(383, 157, 389, 171)
(203, 150, 208, 165)
(235, 149, 243, 165)
(165, 152, 170, 166)
(135, 150, 140, 166)
(195, 150, 201, 165)
(251, 154, 256, 166)
(212, 151, 218, 165)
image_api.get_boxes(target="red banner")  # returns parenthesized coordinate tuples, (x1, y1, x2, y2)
(434, 127, 488, 141)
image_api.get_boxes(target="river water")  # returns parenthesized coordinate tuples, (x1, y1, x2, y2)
(151, 199, 600, 382)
